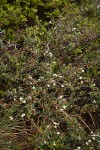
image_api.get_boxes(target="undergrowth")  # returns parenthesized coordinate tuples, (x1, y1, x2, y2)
(0, 1, 100, 150)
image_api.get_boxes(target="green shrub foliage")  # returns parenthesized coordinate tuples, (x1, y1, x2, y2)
(0, 0, 100, 149)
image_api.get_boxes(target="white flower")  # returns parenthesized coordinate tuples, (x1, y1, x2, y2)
(81, 81, 83, 84)
(49, 20, 52, 24)
(51, 79, 55, 83)
(93, 100, 96, 103)
(39, 76, 44, 80)
(53, 122, 59, 126)
(54, 125, 57, 128)
(77, 147, 81, 150)
(61, 84, 64, 88)
(44, 141, 47, 144)
(20, 97, 26, 103)
(57, 132, 60, 135)
(97, 5, 100, 9)
(72, 28, 76, 31)
(47, 84, 50, 87)
(82, 70, 84, 72)
(91, 131, 94, 134)
(60, 109, 64, 112)
(53, 141, 56, 146)
(62, 99, 66, 102)
(59, 95, 63, 99)
(46, 63, 49, 66)
(53, 74, 58, 77)
(47, 71, 50, 74)
(49, 52, 53, 58)
(9, 116, 13, 120)
(21, 113, 25, 118)
(32, 86, 36, 89)
(54, 27, 56, 30)
(62, 105, 66, 110)
(92, 137, 95, 140)
(19, 97, 24, 101)
(79, 76, 82, 80)
(81, 68, 84, 72)
(59, 75, 63, 78)
(47, 125, 50, 128)
(88, 140, 91, 143)
(53, 83, 56, 86)
(22, 100, 26, 104)
(27, 96, 32, 100)
(93, 83, 95, 86)
(86, 142, 89, 145)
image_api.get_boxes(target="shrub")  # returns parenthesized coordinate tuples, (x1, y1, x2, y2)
(0, 0, 100, 149)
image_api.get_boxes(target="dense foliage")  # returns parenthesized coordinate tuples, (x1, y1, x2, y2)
(0, 0, 100, 149)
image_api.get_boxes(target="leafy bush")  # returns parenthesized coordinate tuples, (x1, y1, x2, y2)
(0, 0, 100, 149)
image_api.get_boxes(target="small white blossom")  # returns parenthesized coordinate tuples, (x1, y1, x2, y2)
(93, 83, 95, 86)
(93, 100, 96, 103)
(54, 27, 56, 30)
(44, 141, 47, 144)
(53, 122, 59, 126)
(62, 105, 66, 110)
(32, 86, 36, 89)
(77, 147, 81, 150)
(22, 100, 26, 103)
(59, 75, 63, 78)
(81, 68, 84, 72)
(86, 142, 89, 145)
(79, 76, 82, 80)
(72, 28, 76, 31)
(60, 109, 64, 112)
(46, 63, 49, 66)
(49, 52, 53, 58)
(39, 76, 44, 80)
(20, 97, 26, 103)
(47, 84, 50, 87)
(9, 116, 13, 120)
(53, 141, 56, 146)
(53, 74, 58, 77)
(54, 125, 57, 128)
(19, 97, 24, 101)
(53, 83, 56, 86)
(92, 137, 95, 140)
(27, 96, 32, 100)
(91, 131, 94, 134)
(57, 132, 60, 135)
(51, 79, 55, 83)
(97, 5, 100, 9)
(49, 20, 52, 24)
(47, 71, 50, 74)
(88, 140, 91, 143)
(62, 99, 66, 102)
(21, 113, 25, 118)
(81, 81, 83, 84)
(61, 84, 64, 88)
(59, 95, 63, 99)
